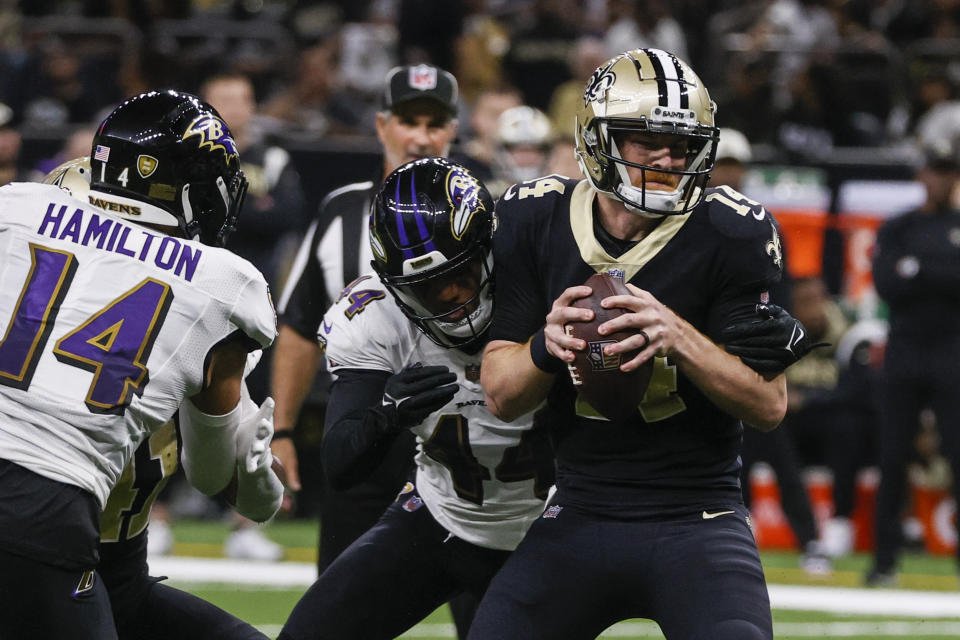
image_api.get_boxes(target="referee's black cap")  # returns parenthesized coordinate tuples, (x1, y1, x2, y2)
(382, 64, 458, 116)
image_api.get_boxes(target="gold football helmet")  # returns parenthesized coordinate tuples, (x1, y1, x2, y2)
(575, 48, 719, 217)
(42, 156, 92, 198)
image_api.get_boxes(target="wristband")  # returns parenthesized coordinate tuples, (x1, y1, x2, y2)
(272, 430, 294, 441)
(529, 326, 566, 374)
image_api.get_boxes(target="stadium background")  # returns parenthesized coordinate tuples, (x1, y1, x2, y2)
(2, 1, 959, 637)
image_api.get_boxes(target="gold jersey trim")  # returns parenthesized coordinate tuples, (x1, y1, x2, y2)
(569, 180, 692, 281)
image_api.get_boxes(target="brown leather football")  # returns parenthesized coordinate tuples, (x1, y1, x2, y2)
(564, 273, 654, 421)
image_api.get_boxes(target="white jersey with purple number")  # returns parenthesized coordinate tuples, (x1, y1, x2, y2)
(0, 182, 276, 507)
(321, 272, 552, 551)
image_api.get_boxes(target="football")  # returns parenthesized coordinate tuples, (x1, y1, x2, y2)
(564, 273, 654, 421)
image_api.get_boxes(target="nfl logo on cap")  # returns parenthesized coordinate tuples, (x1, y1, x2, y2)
(409, 65, 438, 91)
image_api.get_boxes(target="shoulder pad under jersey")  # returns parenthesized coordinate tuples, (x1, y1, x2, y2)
(320, 272, 411, 372)
(497, 174, 578, 208)
(702, 185, 774, 240)
(226, 253, 277, 349)
(700, 185, 784, 283)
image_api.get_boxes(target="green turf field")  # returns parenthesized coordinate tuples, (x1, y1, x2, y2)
(164, 518, 960, 640)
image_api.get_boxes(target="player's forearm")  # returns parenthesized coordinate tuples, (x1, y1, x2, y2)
(321, 369, 398, 490)
(181, 341, 249, 495)
(671, 319, 787, 431)
(481, 339, 553, 422)
(269, 325, 321, 431)
(321, 407, 401, 490)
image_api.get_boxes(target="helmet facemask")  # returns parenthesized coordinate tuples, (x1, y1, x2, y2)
(380, 243, 494, 349)
(589, 116, 717, 217)
(179, 167, 248, 247)
(575, 49, 720, 217)
(369, 157, 496, 350)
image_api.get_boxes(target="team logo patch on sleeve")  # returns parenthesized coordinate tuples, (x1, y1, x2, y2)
(765, 222, 783, 269)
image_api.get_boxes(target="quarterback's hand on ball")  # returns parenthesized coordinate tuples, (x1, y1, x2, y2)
(382, 365, 458, 430)
(721, 304, 828, 373)
(544, 284, 595, 362)
(595, 283, 684, 371)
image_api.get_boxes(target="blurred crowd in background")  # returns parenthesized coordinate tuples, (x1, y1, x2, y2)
(5, 0, 960, 169)
(1, 0, 958, 569)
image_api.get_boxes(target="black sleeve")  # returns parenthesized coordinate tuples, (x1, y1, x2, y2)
(277, 215, 329, 340)
(321, 368, 401, 491)
(488, 189, 551, 343)
(706, 204, 784, 339)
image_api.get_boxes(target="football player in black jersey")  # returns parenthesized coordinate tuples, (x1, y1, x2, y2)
(470, 49, 790, 640)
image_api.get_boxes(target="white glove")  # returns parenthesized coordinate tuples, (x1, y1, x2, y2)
(241, 397, 275, 474)
(234, 397, 283, 522)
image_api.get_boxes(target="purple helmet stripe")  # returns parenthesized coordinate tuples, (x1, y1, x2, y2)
(394, 176, 413, 258)
(410, 170, 437, 254)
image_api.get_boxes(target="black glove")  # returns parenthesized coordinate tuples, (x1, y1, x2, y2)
(381, 365, 458, 430)
(720, 304, 829, 374)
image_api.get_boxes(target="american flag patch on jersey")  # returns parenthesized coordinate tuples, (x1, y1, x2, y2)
(94, 145, 110, 162)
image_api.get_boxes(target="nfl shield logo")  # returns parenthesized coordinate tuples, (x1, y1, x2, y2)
(402, 495, 423, 512)
(543, 505, 563, 519)
(465, 363, 481, 382)
(409, 64, 438, 90)
(606, 268, 625, 281)
(587, 340, 619, 370)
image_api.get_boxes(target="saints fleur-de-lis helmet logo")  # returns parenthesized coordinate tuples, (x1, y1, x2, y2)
(583, 58, 618, 106)
(766, 222, 783, 269)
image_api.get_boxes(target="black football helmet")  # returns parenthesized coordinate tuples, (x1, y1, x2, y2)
(369, 157, 495, 349)
(89, 90, 248, 247)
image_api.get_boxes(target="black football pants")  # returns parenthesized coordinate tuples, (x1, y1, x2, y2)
(873, 337, 960, 573)
(281, 484, 508, 640)
(468, 499, 773, 640)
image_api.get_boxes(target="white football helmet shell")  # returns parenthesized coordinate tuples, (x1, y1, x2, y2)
(493, 106, 555, 184)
